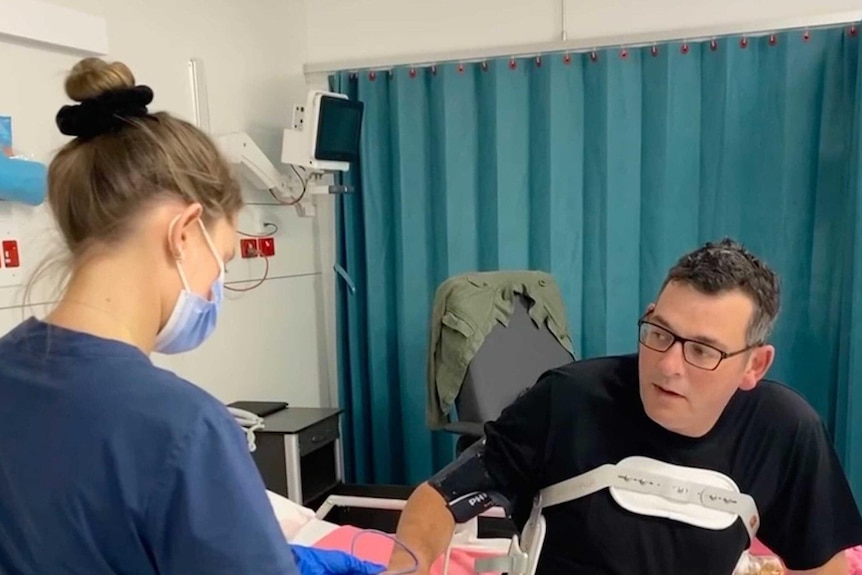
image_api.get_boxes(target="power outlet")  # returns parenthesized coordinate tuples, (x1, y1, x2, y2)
(0, 229, 23, 289)
(2, 240, 19, 268)
(240, 238, 258, 258)
(258, 237, 275, 257)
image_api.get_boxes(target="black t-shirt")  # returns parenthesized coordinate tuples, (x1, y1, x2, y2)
(481, 354, 862, 575)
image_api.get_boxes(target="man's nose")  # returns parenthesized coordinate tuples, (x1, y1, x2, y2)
(657, 341, 686, 376)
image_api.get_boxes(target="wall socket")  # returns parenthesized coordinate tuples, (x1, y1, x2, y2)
(0, 223, 22, 288)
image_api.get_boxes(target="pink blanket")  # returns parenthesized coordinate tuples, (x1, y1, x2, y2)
(313, 525, 504, 575)
(846, 545, 862, 575)
(750, 539, 862, 575)
(312, 528, 862, 575)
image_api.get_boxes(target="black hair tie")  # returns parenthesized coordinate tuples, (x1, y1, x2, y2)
(56, 85, 154, 140)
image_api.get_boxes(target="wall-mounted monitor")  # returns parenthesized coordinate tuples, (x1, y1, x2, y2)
(282, 90, 364, 172)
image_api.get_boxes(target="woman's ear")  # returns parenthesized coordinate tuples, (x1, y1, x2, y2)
(167, 203, 203, 261)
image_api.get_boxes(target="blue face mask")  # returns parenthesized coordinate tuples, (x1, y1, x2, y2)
(153, 219, 225, 355)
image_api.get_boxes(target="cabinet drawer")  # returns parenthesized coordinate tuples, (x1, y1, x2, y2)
(298, 416, 339, 456)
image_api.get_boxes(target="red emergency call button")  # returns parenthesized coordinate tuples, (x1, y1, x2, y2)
(2, 240, 20, 268)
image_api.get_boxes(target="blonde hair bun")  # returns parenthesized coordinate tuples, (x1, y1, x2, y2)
(65, 57, 135, 102)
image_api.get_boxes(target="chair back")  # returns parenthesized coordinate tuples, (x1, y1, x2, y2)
(454, 293, 574, 426)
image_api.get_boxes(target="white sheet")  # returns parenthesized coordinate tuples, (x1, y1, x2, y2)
(266, 490, 318, 541)
(289, 517, 341, 546)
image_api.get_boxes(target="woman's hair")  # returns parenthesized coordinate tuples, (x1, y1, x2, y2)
(25, 57, 242, 305)
(50, 57, 242, 253)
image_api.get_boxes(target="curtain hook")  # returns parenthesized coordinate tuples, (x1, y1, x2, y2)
(651, 45, 659, 57)
(769, 34, 777, 46)
(620, 48, 628, 59)
(740, 36, 749, 49)
(369, 70, 376, 81)
(590, 49, 598, 62)
(710, 38, 718, 51)
(481, 61, 488, 71)
(563, 53, 572, 64)
(681, 42, 689, 55)
(457, 63, 464, 73)
(431, 65, 438, 75)
(409, 67, 416, 78)
(803, 30, 811, 42)
(535, 55, 542, 67)
(509, 58, 517, 70)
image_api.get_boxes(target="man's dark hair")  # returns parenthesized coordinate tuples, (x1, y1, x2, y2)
(660, 238, 781, 345)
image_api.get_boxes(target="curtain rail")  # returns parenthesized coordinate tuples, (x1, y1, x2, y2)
(304, 10, 862, 75)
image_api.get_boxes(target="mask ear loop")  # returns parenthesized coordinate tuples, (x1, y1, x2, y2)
(197, 219, 225, 276)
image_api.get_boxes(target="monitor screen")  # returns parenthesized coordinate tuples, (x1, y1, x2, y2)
(314, 95, 364, 163)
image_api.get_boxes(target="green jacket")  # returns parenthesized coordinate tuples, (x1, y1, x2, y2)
(426, 270, 575, 429)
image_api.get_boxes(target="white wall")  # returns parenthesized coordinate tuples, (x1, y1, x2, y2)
(8, 0, 857, 415)
(305, 0, 862, 68)
(0, 0, 336, 408)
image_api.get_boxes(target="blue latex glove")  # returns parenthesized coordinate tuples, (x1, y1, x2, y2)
(291, 545, 387, 575)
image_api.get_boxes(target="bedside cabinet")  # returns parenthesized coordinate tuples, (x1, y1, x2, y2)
(250, 407, 344, 505)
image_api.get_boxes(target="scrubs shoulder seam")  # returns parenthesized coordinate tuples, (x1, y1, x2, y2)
(140, 404, 211, 527)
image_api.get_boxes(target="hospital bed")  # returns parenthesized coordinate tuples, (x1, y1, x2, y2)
(270, 490, 513, 575)
(307, 493, 510, 549)
(270, 488, 862, 575)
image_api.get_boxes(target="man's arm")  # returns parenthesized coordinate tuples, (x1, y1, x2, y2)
(386, 482, 455, 573)
(386, 439, 514, 574)
(388, 373, 557, 574)
(786, 551, 848, 575)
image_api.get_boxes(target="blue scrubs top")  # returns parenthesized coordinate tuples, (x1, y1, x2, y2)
(0, 318, 299, 575)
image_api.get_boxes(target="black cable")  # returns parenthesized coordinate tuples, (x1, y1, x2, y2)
(270, 165, 309, 206)
(237, 222, 279, 238)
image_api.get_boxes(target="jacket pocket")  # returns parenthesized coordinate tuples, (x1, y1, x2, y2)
(436, 311, 476, 408)
(438, 311, 476, 371)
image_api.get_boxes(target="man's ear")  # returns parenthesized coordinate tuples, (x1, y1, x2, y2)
(643, 302, 656, 316)
(166, 203, 203, 261)
(740, 345, 775, 391)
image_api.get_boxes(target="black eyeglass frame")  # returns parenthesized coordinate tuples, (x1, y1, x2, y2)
(636, 316, 760, 371)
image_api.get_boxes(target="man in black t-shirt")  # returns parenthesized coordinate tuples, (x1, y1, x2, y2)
(386, 239, 862, 575)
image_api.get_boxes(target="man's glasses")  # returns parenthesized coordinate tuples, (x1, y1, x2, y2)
(637, 319, 755, 371)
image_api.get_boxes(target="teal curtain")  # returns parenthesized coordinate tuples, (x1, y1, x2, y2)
(332, 26, 862, 500)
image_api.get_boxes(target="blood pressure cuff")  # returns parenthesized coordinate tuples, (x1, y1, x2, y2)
(428, 439, 513, 524)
